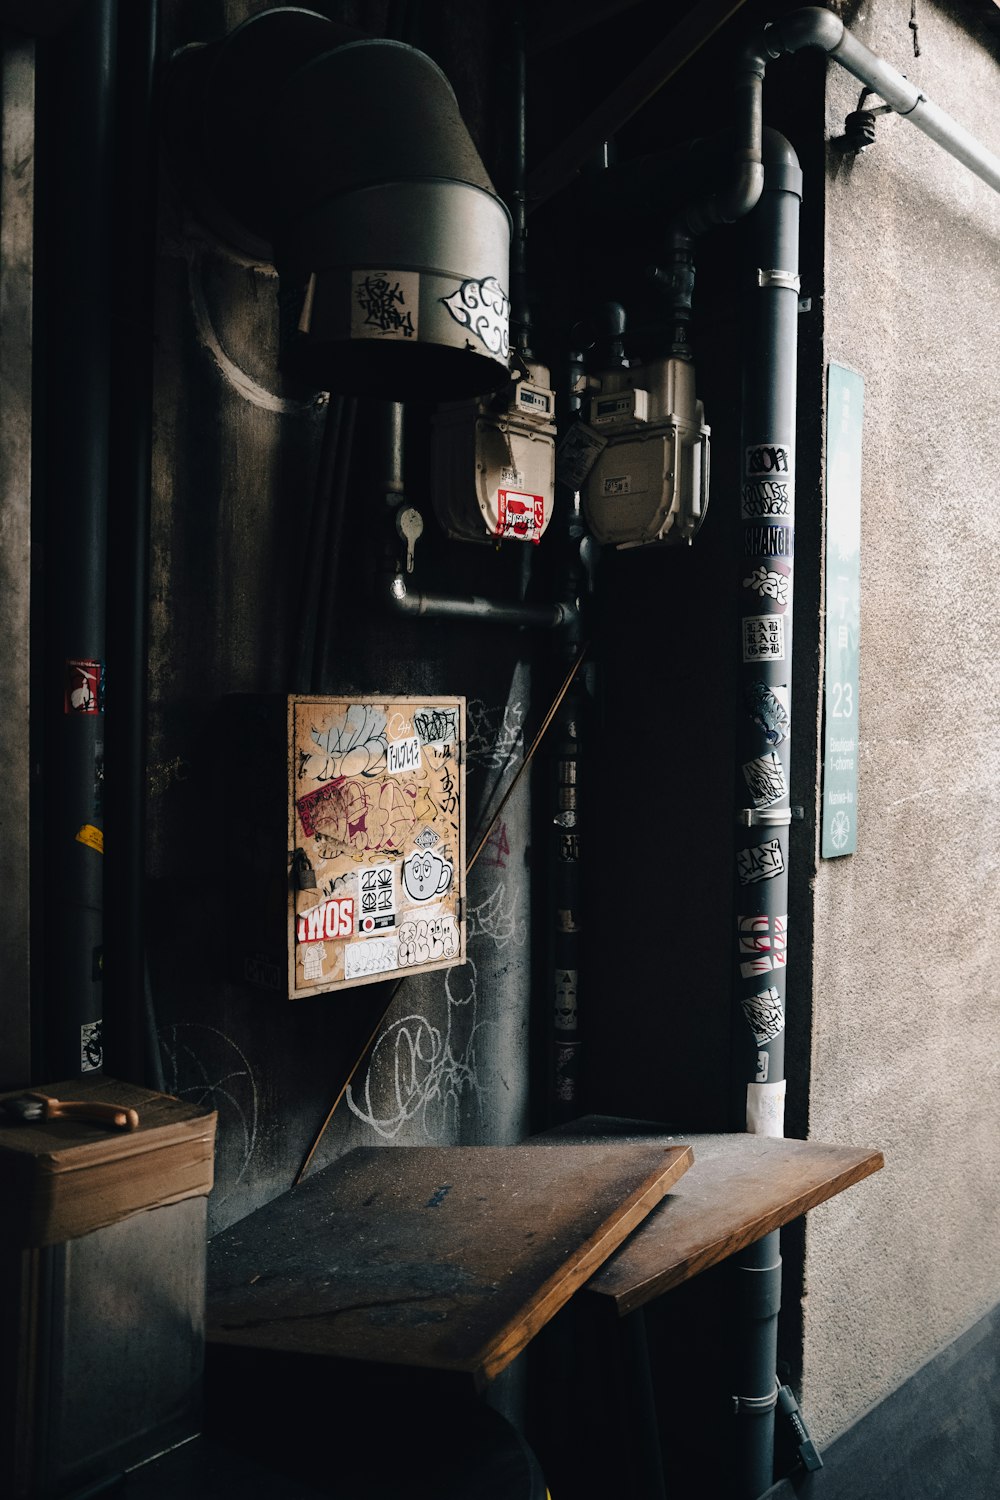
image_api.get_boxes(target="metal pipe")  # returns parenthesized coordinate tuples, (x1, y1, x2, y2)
(388, 572, 576, 630)
(763, 5, 1000, 195)
(734, 129, 801, 1142)
(678, 45, 764, 234)
(731, 1230, 783, 1498)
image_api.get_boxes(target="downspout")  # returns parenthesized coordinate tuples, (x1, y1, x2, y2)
(731, 127, 802, 1500)
(726, 12, 1000, 1493)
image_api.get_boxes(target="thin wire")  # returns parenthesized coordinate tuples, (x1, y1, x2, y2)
(468, 640, 589, 872)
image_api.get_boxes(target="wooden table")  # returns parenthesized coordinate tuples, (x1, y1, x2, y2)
(207, 1140, 692, 1388)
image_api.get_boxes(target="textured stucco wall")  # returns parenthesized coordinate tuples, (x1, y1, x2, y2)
(802, 0, 1000, 1445)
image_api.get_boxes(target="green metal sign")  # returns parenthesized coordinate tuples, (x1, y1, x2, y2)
(821, 363, 863, 858)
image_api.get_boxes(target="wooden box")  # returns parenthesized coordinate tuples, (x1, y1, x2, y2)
(0, 1077, 216, 1498)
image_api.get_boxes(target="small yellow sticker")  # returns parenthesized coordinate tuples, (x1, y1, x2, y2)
(75, 824, 104, 854)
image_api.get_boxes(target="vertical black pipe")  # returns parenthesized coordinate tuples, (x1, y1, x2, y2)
(104, 0, 159, 1084)
(734, 130, 802, 1133)
(731, 130, 802, 1499)
(40, 0, 118, 1081)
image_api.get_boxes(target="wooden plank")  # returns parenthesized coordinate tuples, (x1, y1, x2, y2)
(546, 1125, 883, 1315)
(526, 0, 749, 211)
(207, 1141, 693, 1387)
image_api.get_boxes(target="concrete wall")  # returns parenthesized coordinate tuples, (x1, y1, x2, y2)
(802, 0, 1000, 1444)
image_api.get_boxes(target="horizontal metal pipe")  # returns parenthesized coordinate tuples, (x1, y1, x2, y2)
(388, 572, 576, 630)
(764, 5, 1000, 195)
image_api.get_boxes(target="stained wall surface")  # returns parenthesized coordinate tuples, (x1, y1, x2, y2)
(802, 0, 1000, 1444)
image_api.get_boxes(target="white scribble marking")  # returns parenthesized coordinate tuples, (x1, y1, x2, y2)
(346, 962, 486, 1140)
(466, 698, 524, 768)
(466, 881, 526, 950)
(158, 1022, 259, 1205)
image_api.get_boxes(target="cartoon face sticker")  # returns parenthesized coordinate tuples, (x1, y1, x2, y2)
(402, 849, 453, 903)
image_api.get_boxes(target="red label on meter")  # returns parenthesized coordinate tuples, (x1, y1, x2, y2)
(496, 489, 545, 544)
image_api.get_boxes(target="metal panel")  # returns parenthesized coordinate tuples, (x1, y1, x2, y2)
(288, 695, 466, 995)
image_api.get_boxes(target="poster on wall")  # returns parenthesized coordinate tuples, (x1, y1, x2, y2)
(288, 696, 466, 995)
(821, 363, 863, 858)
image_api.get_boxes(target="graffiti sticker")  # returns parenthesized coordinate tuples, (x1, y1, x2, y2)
(351, 270, 419, 340)
(742, 751, 787, 808)
(737, 838, 785, 886)
(743, 563, 790, 607)
(741, 987, 785, 1044)
(738, 914, 787, 976)
(441, 275, 509, 357)
(742, 615, 785, 664)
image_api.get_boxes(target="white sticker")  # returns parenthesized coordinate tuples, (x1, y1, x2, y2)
(297, 897, 355, 944)
(741, 987, 785, 1044)
(359, 864, 396, 934)
(746, 1079, 786, 1137)
(398, 915, 459, 966)
(556, 421, 608, 490)
(755, 1050, 770, 1083)
(738, 914, 787, 975)
(742, 752, 787, 808)
(350, 270, 419, 341)
(742, 614, 785, 663)
(737, 838, 785, 886)
(500, 466, 524, 488)
(602, 474, 631, 497)
(81, 1020, 103, 1073)
(554, 969, 578, 1031)
(386, 735, 422, 775)
(440, 275, 509, 356)
(302, 943, 327, 981)
(344, 935, 400, 980)
(743, 564, 790, 607)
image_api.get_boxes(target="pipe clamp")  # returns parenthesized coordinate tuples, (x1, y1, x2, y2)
(757, 267, 801, 292)
(736, 806, 792, 827)
(732, 1382, 780, 1417)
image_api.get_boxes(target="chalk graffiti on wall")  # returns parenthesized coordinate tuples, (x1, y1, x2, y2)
(346, 960, 486, 1140)
(158, 1021, 259, 1206)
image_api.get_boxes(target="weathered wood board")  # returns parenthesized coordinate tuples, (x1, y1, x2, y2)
(207, 1141, 693, 1386)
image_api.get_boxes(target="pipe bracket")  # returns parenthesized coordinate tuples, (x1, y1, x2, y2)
(732, 1382, 780, 1417)
(736, 806, 792, 827)
(757, 267, 801, 292)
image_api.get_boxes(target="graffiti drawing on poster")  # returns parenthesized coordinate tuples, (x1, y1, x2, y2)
(554, 970, 578, 1032)
(743, 442, 794, 520)
(402, 848, 453, 902)
(386, 735, 422, 775)
(742, 751, 787, 808)
(413, 706, 460, 748)
(742, 614, 785, 664)
(398, 916, 459, 966)
(344, 935, 399, 980)
(737, 837, 785, 886)
(351, 269, 418, 340)
(743, 562, 790, 607)
(359, 864, 396, 934)
(744, 523, 793, 559)
(738, 914, 787, 976)
(302, 703, 387, 782)
(302, 943, 327, 982)
(741, 986, 784, 1045)
(746, 683, 790, 746)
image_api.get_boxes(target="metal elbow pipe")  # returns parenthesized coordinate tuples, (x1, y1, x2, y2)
(679, 57, 765, 234)
(388, 571, 577, 631)
(760, 5, 1000, 196)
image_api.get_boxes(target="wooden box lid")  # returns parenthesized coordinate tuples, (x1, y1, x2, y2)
(0, 1077, 217, 1247)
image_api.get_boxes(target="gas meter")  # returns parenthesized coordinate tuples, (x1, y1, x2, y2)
(431, 361, 556, 544)
(580, 355, 710, 547)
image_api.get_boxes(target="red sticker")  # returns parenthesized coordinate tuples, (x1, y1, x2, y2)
(496, 489, 545, 544)
(296, 897, 355, 944)
(65, 659, 104, 714)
